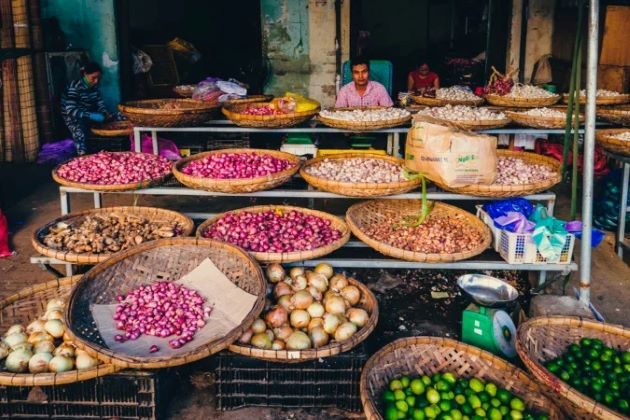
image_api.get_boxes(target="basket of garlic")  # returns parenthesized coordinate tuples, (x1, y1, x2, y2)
(229, 263, 378, 362)
(414, 105, 511, 131)
(596, 128, 630, 156)
(597, 105, 630, 127)
(485, 84, 561, 108)
(0, 277, 117, 386)
(317, 107, 411, 131)
(411, 86, 484, 107)
(563, 89, 630, 106)
(505, 107, 584, 129)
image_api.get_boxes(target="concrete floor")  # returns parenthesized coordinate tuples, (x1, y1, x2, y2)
(0, 163, 629, 419)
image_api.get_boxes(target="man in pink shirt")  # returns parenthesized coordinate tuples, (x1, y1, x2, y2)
(335, 57, 393, 107)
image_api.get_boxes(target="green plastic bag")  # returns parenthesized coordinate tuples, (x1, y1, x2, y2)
(529, 205, 569, 261)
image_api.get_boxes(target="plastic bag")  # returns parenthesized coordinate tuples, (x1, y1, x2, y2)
(529, 205, 570, 260)
(565, 220, 605, 247)
(192, 80, 223, 103)
(37, 139, 76, 165)
(482, 198, 534, 220)
(532, 54, 552, 85)
(131, 134, 181, 161)
(217, 80, 247, 97)
(494, 212, 535, 233)
(0, 209, 13, 258)
(132, 48, 153, 75)
(284, 92, 320, 112)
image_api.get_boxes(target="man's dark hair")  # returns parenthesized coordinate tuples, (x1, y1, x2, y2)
(81, 61, 102, 74)
(350, 56, 370, 70)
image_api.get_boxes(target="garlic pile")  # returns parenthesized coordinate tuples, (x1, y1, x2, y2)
(520, 108, 567, 118)
(417, 105, 506, 121)
(579, 89, 623, 97)
(435, 87, 481, 102)
(611, 132, 630, 141)
(319, 108, 410, 122)
(503, 85, 557, 98)
(496, 157, 556, 185)
(238, 264, 370, 351)
(1, 299, 98, 373)
(304, 158, 406, 183)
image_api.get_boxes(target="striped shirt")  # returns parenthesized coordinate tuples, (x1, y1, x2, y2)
(335, 81, 393, 107)
(61, 78, 108, 119)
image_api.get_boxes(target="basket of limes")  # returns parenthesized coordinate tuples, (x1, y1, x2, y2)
(360, 337, 563, 420)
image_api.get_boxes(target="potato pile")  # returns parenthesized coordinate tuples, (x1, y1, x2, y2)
(42, 213, 184, 254)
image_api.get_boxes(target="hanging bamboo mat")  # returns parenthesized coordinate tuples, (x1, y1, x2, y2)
(2, 59, 23, 162)
(11, 0, 31, 49)
(0, 0, 15, 49)
(28, 0, 43, 49)
(17, 55, 39, 162)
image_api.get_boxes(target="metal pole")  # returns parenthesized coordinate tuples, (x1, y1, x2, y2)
(617, 163, 629, 257)
(579, 0, 599, 305)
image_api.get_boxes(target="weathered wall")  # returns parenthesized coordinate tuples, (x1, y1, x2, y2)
(261, 0, 338, 106)
(41, 0, 120, 110)
(523, 0, 556, 82)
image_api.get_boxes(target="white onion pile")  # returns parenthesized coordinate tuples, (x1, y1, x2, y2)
(579, 89, 623, 97)
(0, 299, 99, 374)
(504, 85, 556, 99)
(305, 158, 405, 183)
(435, 87, 481, 101)
(418, 105, 506, 121)
(238, 264, 369, 351)
(612, 132, 630, 141)
(496, 157, 556, 185)
(319, 108, 410, 122)
(520, 108, 567, 118)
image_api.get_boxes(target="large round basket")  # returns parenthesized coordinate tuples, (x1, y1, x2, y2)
(172, 148, 301, 193)
(506, 109, 584, 129)
(225, 95, 274, 105)
(562, 93, 630, 106)
(32, 206, 194, 265)
(196, 205, 351, 263)
(64, 238, 267, 369)
(118, 99, 218, 127)
(516, 316, 630, 420)
(596, 128, 630, 156)
(414, 112, 511, 131)
(411, 95, 484, 107)
(0, 277, 119, 386)
(52, 152, 172, 192)
(346, 200, 491, 262)
(361, 336, 564, 420)
(485, 93, 561, 108)
(317, 106, 411, 131)
(222, 102, 319, 128)
(90, 120, 133, 137)
(229, 276, 378, 362)
(300, 153, 420, 197)
(432, 149, 562, 197)
(597, 106, 630, 126)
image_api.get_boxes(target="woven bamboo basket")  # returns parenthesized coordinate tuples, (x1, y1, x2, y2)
(196, 205, 351, 263)
(431, 149, 562, 197)
(300, 153, 420, 197)
(485, 93, 561, 108)
(222, 102, 319, 128)
(172, 84, 196, 98)
(118, 99, 218, 127)
(346, 200, 491, 262)
(506, 109, 585, 129)
(596, 128, 630, 156)
(317, 106, 411, 131)
(562, 93, 630, 106)
(90, 120, 133, 137)
(32, 206, 194, 265)
(597, 106, 630, 126)
(173, 148, 301, 193)
(361, 336, 564, 420)
(411, 95, 484, 107)
(225, 95, 274, 105)
(516, 316, 630, 419)
(229, 277, 378, 362)
(413, 112, 512, 131)
(64, 238, 267, 369)
(0, 277, 120, 386)
(52, 152, 172, 192)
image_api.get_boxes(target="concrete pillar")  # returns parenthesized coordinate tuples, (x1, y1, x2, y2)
(307, 0, 337, 105)
(506, 0, 523, 75)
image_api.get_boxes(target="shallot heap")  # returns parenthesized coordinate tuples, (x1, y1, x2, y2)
(182, 153, 294, 179)
(114, 282, 212, 350)
(202, 209, 343, 253)
(56, 152, 172, 185)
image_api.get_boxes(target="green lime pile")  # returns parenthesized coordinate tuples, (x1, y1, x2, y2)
(544, 337, 630, 415)
(381, 372, 548, 420)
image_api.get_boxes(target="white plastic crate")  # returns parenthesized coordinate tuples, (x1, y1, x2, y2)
(477, 207, 575, 264)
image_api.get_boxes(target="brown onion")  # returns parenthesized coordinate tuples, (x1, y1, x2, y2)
(291, 275, 308, 291)
(238, 328, 253, 344)
(334, 322, 357, 342)
(274, 282, 292, 299)
(291, 290, 313, 310)
(329, 274, 348, 292)
(323, 313, 341, 335)
(289, 267, 305, 280)
(272, 339, 286, 350)
(307, 302, 325, 318)
(325, 295, 346, 315)
(307, 286, 323, 302)
(266, 264, 285, 283)
(289, 309, 310, 329)
(251, 319, 267, 334)
(341, 285, 361, 306)
(277, 295, 293, 311)
(309, 327, 330, 348)
(286, 331, 311, 350)
(273, 325, 294, 341)
(306, 271, 328, 292)
(314, 263, 334, 279)
(347, 308, 369, 328)
(251, 332, 272, 349)
(265, 306, 288, 328)
(307, 317, 324, 333)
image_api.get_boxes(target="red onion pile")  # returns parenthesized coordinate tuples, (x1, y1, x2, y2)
(57, 152, 172, 185)
(113, 282, 212, 350)
(241, 106, 285, 116)
(202, 210, 343, 253)
(181, 153, 294, 179)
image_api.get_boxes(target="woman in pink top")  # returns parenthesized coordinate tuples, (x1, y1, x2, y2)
(335, 57, 393, 107)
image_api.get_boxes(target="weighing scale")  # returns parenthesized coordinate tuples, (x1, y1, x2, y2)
(458, 274, 519, 358)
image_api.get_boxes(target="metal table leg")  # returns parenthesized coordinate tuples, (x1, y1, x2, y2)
(93, 193, 102, 209)
(617, 162, 629, 257)
(393, 132, 401, 158)
(152, 130, 159, 155)
(60, 189, 70, 215)
(133, 127, 142, 153)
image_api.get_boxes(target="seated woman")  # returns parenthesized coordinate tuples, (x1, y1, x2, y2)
(407, 62, 440, 94)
